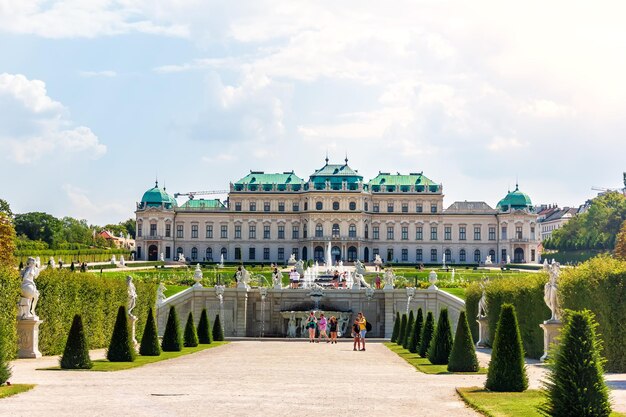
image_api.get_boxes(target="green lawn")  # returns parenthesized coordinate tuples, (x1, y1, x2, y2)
(0, 384, 35, 399)
(384, 343, 486, 375)
(457, 387, 626, 417)
(163, 285, 188, 298)
(441, 287, 466, 299)
(42, 342, 228, 372)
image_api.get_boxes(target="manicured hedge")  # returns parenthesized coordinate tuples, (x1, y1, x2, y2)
(0, 267, 20, 360)
(15, 249, 132, 264)
(35, 269, 156, 356)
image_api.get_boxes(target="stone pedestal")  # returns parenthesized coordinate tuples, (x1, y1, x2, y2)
(129, 315, 139, 350)
(17, 318, 43, 358)
(540, 320, 563, 361)
(235, 288, 249, 337)
(476, 315, 490, 348)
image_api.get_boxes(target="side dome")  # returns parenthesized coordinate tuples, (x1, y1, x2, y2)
(140, 181, 177, 209)
(496, 184, 533, 212)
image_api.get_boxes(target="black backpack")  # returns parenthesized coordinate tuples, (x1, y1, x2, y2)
(365, 321, 372, 332)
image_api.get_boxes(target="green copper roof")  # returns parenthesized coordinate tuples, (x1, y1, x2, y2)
(496, 185, 533, 212)
(368, 172, 440, 192)
(234, 171, 304, 191)
(140, 182, 177, 208)
(309, 158, 363, 190)
(310, 162, 362, 179)
(178, 199, 227, 210)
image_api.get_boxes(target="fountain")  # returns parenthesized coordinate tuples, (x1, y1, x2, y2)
(193, 263, 203, 288)
(442, 252, 446, 269)
(218, 254, 224, 268)
(325, 241, 332, 272)
(451, 268, 455, 281)
(405, 287, 416, 313)
(259, 287, 268, 337)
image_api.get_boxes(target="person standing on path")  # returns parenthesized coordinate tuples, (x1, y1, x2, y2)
(306, 312, 317, 342)
(357, 312, 367, 351)
(329, 316, 338, 344)
(352, 319, 361, 351)
(317, 313, 329, 343)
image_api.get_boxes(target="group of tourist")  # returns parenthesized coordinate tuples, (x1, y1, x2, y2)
(304, 312, 367, 351)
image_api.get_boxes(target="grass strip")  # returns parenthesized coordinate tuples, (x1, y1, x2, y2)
(0, 384, 36, 399)
(384, 342, 486, 375)
(456, 387, 626, 417)
(40, 342, 228, 372)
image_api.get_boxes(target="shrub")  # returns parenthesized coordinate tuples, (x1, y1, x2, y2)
(161, 307, 182, 352)
(448, 311, 479, 372)
(541, 310, 611, 417)
(0, 267, 19, 362)
(139, 308, 160, 356)
(428, 308, 453, 365)
(107, 306, 136, 362)
(390, 312, 400, 342)
(397, 314, 408, 346)
(212, 314, 224, 342)
(402, 311, 415, 349)
(197, 309, 212, 344)
(183, 312, 199, 348)
(408, 308, 423, 354)
(485, 304, 528, 392)
(0, 329, 11, 384)
(60, 314, 92, 369)
(419, 312, 435, 358)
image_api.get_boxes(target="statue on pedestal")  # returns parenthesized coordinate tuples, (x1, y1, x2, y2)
(295, 260, 305, 277)
(477, 278, 489, 318)
(157, 282, 167, 304)
(236, 266, 250, 288)
(383, 268, 395, 289)
(49, 256, 56, 269)
(354, 260, 366, 275)
(111, 255, 116, 265)
(18, 257, 41, 320)
(287, 254, 296, 265)
(272, 268, 283, 289)
(544, 261, 561, 322)
(120, 255, 125, 267)
(126, 276, 137, 319)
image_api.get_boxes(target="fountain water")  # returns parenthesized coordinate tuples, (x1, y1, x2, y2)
(218, 254, 224, 268)
(325, 241, 332, 272)
(405, 287, 416, 313)
(259, 287, 268, 337)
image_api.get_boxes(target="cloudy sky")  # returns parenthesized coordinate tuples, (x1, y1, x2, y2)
(1, 1, 625, 225)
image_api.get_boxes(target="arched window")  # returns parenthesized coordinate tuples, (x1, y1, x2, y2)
(315, 223, 323, 238)
(332, 201, 340, 210)
(365, 224, 369, 239)
(220, 247, 227, 259)
(206, 247, 213, 261)
(316, 201, 323, 210)
(177, 247, 183, 256)
(332, 223, 340, 238)
(489, 249, 496, 262)
(474, 249, 481, 263)
(191, 247, 198, 260)
(349, 201, 356, 211)
(314, 246, 324, 262)
(459, 249, 466, 262)
(349, 224, 357, 238)
(444, 248, 451, 262)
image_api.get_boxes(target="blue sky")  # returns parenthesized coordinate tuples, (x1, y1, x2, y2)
(1, 1, 625, 225)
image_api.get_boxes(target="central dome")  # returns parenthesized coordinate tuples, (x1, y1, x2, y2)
(140, 181, 177, 209)
(496, 185, 533, 212)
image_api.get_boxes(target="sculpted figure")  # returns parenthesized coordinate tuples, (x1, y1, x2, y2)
(384, 268, 395, 287)
(295, 260, 305, 277)
(19, 257, 41, 319)
(355, 260, 366, 275)
(544, 261, 561, 322)
(157, 282, 167, 304)
(477, 277, 489, 318)
(127, 275, 137, 318)
(287, 313, 297, 338)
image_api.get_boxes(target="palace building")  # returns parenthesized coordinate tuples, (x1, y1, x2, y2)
(135, 157, 540, 265)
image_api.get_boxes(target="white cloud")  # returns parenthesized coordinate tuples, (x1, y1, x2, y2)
(79, 70, 117, 78)
(0, 73, 106, 163)
(62, 184, 127, 221)
(487, 137, 528, 152)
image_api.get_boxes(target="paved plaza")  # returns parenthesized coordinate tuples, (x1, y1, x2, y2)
(1, 341, 624, 416)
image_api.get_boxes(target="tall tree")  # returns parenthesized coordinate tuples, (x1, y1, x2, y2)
(14, 212, 62, 246)
(0, 199, 12, 217)
(614, 220, 626, 260)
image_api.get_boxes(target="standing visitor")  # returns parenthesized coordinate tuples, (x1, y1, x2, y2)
(329, 316, 338, 344)
(357, 312, 367, 351)
(289, 268, 300, 289)
(375, 274, 381, 289)
(333, 270, 340, 288)
(318, 313, 329, 343)
(352, 319, 361, 351)
(306, 312, 317, 342)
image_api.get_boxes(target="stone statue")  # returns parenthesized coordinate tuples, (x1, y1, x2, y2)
(338, 312, 351, 336)
(120, 255, 125, 267)
(157, 282, 167, 304)
(544, 261, 561, 322)
(111, 255, 116, 265)
(287, 313, 297, 338)
(506, 254, 511, 264)
(18, 257, 41, 320)
(354, 260, 366, 275)
(160, 253, 164, 262)
(353, 272, 370, 289)
(287, 254, 296, 265)
(374, 254, 382, 266)
(478, 277, 489, 318)
(485, 255, 492, 265)
(126, 276, 137, 319)
(384, 268, 394, 286)
(49, 256, 56, 269)
(236, 266, 250, 288)
(272, 269, 283, 289)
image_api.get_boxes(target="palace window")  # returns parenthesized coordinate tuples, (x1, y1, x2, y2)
(416, 204, 423, 213)
(501, 226, 508, 240)
(315, 223, 323, 238)
(333, 201, 340, 210)
(444, 248, 451, 262)
(176, 225, 184, 238)
(373, 203, 379, 213)
(516, 226, 523, 239)
(531, 249, 536, 262)
(303, 224, 308, 238)
(349, 224, 357, 238)
(387, 202, 394, 213)
(264, 225, 270, 239)
(149, 223, 157, 237)
(365, 224, 369, 239)
(277, 247, 285, 261)
(431, 204, 437, 213)
(206, 247, 212, 261)
(530, 225, 535, 239)
(278, 202, 285, 212)
(249, 225, 256, 239)
(235, 225, 241, 239)
(234, 247, 241, 260)
(387, 248, 394, 262)
(373, 248, 380, 259)
(444, 226, 451, 240)
(220, 225, 228, 239)
(332, 223, 340, 238)
(430, 226, 437, 241)
(349, 201, 356, 211)
(292, 226, 299, 239)
(264, 202, 270, 212)
(401, 226, 408, 240)
(316, 201, 323, 210)
(416, 249, 423, 262)
(263, 248, 270, 260)
(373, 226, 379, 240)
(249, 202, 256, 211)
(249, 247, 256, 260)
(235, 202, 241, 211)
(502, 249, 507, 262)
(416, 226, 423, 240)
(278, 225, 285, 239)
(459, 249, 466, 262)
(304, 202, 308, 211)
(430, 249, 437, 262)
(474, 249, 481, 263)
(165, 223, 171, 238)
(221, 247, 227, 259)
(402, 203, 408, 213)
(364, 202, 369, 212)
(137, 223, 142, 237)
(205, 225, 213, 239)
(191, 247, 198, 260)
(489, 227, 496, 241)
(474, 226, 481, 241)
(292, 248, 299, 259)
(386, 226, 394, 240)
(293, 203, 299, 212)
(191, 225, 198, 238)
(401, 249, 408, 262)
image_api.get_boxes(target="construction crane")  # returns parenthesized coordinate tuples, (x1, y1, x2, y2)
(591, 173, 626, 193)
(174, 190, 229, 200)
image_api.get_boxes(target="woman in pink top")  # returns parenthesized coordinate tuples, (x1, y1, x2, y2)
(317, 313, 329, 343)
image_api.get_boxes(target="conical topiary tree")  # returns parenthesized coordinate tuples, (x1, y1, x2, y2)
(419, 311, 435, 358)
(428, 308, 453, 365)
(183, 312, 199, 347)
(60, 314, 93, 369)
(212, 314, 224, 342)
(448, 311, 479, 372)
(107, 306, 136, 362)
(402, 310, 415, 349)
(161, 306, 183, 352)
(197, 308, 212, 344)
(541, 310, 611, 417)
(139, 307, 160, 356)
(397, 314, 408, 346)
(390, 312, 401, 343)
(485, 303, 528, 392)
(408, 308, 423, 354)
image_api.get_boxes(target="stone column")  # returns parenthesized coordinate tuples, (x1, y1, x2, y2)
(476, 316, 490, 348)
(540, 320, 563, 361)
(383, 289, 395, 338)
(235, 288, 249, 337)
(17, 318, 43, 358)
